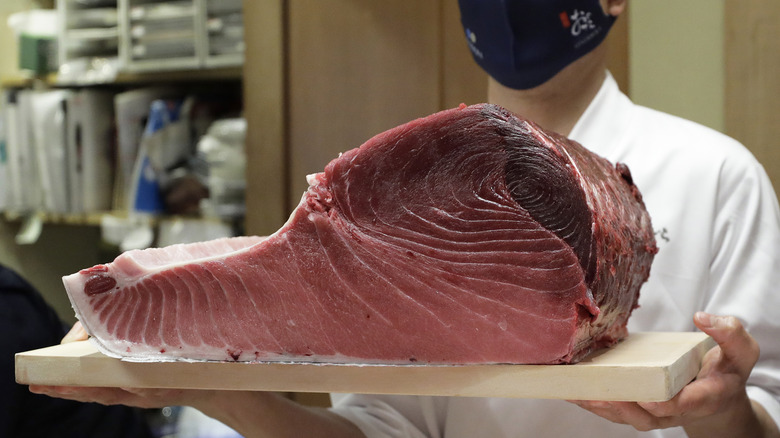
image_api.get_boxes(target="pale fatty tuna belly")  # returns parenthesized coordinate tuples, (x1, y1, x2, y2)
(63, 103, 656, 365)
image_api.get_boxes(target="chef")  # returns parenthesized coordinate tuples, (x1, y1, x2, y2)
(31, 0, 780, 437)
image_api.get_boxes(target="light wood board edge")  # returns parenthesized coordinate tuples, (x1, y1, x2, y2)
(16, 332, 713, 402)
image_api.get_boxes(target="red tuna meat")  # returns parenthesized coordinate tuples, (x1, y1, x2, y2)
(63, 103, 657, 365)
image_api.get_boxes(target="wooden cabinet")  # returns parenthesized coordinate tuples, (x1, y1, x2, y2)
(725, 0, 780, 193)
(242, 0, 487, 236)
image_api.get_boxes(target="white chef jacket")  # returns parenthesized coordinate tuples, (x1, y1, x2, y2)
(330, 73, 780, 437)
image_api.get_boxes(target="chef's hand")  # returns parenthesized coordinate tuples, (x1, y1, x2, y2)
(29, 323, 367, 438)
(570, 312, 779, 438)
(29, 321, 208, 409)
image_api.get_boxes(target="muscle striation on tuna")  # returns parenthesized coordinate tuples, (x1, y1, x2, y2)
(63, 103, 657, 365)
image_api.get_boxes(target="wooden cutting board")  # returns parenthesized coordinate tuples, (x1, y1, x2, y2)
(16, 332, 714, 402)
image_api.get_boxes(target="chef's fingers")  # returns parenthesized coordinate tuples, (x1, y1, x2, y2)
(575, 314, 758, 429)
(637, 376, 727, 419)
(119, 387, 209, 407)
(29, 384, 174, 409)
(30, 385, 126, 405)
(693, 312, 759, 378)
(569, 400, 679, 431)
(61, 321, 87, 344)
(636, 313, 758, 419)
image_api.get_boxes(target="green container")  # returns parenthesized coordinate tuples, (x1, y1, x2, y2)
(18, 34, 57, 75)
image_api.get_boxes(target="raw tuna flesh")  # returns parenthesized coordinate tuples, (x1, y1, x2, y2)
(64, 103, 657, 365)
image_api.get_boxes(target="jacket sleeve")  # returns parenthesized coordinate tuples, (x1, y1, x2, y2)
(330, 393, 444, 438)
(0, 264, 155, 438)
(705, 153, 780, 429)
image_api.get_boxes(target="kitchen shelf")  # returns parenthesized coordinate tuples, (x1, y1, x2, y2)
(0, 210, 230, 228)
(2, 211, 117, 227)
(0, 66, 241, 89)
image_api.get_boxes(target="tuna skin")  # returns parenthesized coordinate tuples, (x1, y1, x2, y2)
(64, 103, 656, 365)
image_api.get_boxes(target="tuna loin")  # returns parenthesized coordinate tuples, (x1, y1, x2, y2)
(64, 103, 657, 365)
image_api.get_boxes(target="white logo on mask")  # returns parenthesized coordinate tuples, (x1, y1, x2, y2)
(570, 10, 596, 37)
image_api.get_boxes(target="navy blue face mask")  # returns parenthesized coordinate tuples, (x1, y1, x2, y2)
(458, 0, 616, 90)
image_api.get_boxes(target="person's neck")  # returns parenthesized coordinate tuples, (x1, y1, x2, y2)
(487, 45, 608, 136)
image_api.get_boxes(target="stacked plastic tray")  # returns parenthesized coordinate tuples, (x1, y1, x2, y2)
(121, 0, 199, 71)
(57, 0, 120, 74)
(119, 0, 243, 73)
(204, 0, 244, 68)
